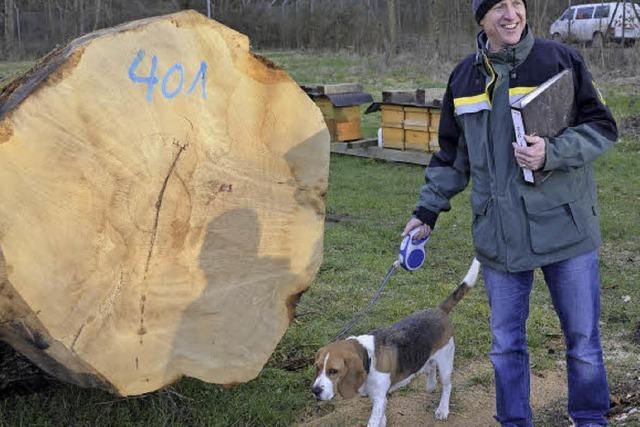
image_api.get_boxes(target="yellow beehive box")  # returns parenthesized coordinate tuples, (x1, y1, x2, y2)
(315, 98, 335, 119)
(333, 105, 361, 122)
(379, 100, 441, 152)
(382, 127, 405, 150)
(405, 128, 429, 152)
(429, 108, 441, 132)
(313, 100, 363, 142)
(381, 104, 404, 128)
(335, 119, 363, 142)
(404, 106, 429, 129)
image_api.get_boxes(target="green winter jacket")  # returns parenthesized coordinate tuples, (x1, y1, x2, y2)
(413, 28, 618, 272)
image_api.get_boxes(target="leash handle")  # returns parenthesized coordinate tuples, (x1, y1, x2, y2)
(332, 260, 400, 341)
(398, 229, 429, 271)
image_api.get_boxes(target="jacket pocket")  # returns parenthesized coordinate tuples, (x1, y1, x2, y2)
(522, 195, 587, 255)
(471, 193, 499, 261)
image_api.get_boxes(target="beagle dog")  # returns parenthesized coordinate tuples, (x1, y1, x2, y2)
(312, 258, 480, 427)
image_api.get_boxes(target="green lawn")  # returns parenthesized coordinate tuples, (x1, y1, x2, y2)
(0, 51, 638, 426)
(0, 61, 32, 91)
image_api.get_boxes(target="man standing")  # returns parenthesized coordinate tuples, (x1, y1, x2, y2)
(402, 0, 617, 425)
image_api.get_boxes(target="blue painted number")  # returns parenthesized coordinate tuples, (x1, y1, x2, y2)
(162, 63, 184, 99)
(187, 61, 208, 100)
(128, 50, 158, 102)
(128, 50, 208, 102)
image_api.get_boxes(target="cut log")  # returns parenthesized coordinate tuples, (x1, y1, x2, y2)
(0, 10, 329, 396)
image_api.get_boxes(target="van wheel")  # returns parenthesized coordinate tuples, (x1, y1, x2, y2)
(592, 32, 605, 48)
(552, 33, 562, 42)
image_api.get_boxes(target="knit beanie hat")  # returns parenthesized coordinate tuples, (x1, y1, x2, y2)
(473, 0, 527, 24)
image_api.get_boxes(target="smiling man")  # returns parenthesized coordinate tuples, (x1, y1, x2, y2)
(476, 0, 526, 50)
(402, 0, 618, 426)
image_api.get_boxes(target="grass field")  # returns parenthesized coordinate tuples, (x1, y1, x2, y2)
(0, 51, 639, 426)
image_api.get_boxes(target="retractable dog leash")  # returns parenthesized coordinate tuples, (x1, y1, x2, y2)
(398, 228, 430, 272)
(333, 229, 430, 340)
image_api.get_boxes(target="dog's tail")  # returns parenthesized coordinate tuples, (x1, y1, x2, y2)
(439, 258, 481, 314)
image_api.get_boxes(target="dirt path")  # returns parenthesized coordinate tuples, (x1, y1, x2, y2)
(296, 360, 570, 427)
(296, 332, 640, 427)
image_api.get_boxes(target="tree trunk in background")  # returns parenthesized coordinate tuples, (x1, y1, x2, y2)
(362, 0, 377, 55)
(4, 0, 15, 58)
(431, 0, 440, 58)
(46, 0, 54, 46)
(55, 0, 66, 42)
(14, 1, 22, 56)
(454, 0, 461, 58)
(309, 0, 316, 49)
(294, 0, 300, 49)
(385, 0, 397, 65)
(104, 0, 113, 27)
(93, 0, 102, 31)
(532, 0, 550, 37)
(281, 0, 287, 49)
(0, 0, 586, 65)
(568, 0, 573, 40)
(78, 0, 85, 35)
(0, 11, 329, 396)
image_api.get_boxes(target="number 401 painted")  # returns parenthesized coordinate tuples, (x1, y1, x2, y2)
(128, 49, 207, 102)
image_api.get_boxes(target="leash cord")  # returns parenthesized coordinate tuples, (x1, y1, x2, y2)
(332, 260, 400, 341)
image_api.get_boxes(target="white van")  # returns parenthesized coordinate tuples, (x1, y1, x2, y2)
(549, 1, 640, 45)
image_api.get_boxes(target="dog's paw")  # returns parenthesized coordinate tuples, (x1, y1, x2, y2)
(367, 415, 386, 427)
(434, 405, 449, 421)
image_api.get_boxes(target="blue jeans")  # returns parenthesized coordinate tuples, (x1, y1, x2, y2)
(483, 250, 609, 427)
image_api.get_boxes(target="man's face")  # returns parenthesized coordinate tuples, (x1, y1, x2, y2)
(480, 0, 527, 52)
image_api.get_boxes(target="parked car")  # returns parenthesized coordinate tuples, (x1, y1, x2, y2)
(549, 1, 640, 46)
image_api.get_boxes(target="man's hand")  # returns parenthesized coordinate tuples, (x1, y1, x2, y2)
(402, 217, 432, 241)
(513, 134, 546, 171)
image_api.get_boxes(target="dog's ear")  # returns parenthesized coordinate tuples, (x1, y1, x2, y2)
(313, 348, 327, 375)
(337, 351, 366, 399)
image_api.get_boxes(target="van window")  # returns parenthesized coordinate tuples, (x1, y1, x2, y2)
(594, 5, 610, 19)
(560, 8, 575, 21)
(576, 6, 595, 20)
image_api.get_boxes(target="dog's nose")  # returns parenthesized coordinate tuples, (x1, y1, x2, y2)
(312, 385, 323, 398)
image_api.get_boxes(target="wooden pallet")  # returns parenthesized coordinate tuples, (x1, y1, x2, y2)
(330, 139, 430, 166)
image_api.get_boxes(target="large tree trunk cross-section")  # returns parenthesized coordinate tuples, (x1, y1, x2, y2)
(0, 10, 329, 396)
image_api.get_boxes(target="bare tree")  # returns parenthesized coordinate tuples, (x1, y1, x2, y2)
(93, 0, 102, 31)
(430, 0, 440, 58)
(4, 0, 16, 59)
(0, 0, 614, 65)
(384, 0, 397, 65)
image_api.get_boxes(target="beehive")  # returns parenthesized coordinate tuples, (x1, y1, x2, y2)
(303, 83, 373, 142)
(379, 95, 442, 153)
